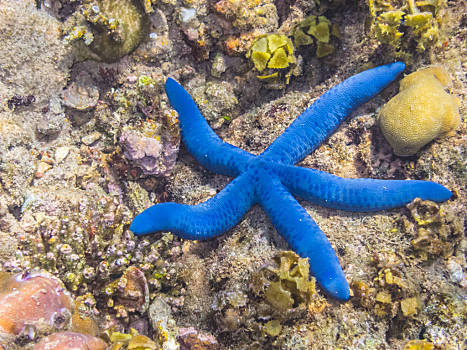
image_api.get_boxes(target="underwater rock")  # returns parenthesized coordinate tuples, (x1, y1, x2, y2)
(148, 298, 179, 350)
(0, 0, 71, 101)
(104, 266, 149, 317)
(178, 327, 218, 350)
(36, 96, 67, 137)
(120, 127, 179, 177)
(33, 331, 107, 350)
(0, 271, 73, 343)
(378, 66, 460, 156)
(213, 0, 278, 32)
(70, 294, 101, 337)
(61, 72, 99, 111)
(191, 80, 238, 123)
(406, 199, 463, 260)
(81, 131, 102, 146)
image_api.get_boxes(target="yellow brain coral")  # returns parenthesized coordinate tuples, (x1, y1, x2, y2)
(378, 66, 460, 156)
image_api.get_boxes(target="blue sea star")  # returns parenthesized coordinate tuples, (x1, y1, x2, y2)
(130, 62, 452, 300)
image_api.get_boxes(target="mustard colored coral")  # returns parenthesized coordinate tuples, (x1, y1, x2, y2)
(378, 66, 460, 156)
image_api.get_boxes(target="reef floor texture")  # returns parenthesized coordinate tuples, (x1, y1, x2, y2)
(0, 0, 465, 349)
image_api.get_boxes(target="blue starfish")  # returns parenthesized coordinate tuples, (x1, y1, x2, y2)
(130, 62, 452, 301)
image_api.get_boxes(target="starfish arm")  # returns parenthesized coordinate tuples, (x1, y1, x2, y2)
(165, 78, 255, 176)
(130, 173, 256, 240)
(260, 62, 406, 164)
(277, 165, 452, 211)
(257, 174, 350, 301)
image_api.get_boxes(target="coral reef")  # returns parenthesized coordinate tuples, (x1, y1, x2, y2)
(378, 66, 460, 156)
(0, 0, 465, 348)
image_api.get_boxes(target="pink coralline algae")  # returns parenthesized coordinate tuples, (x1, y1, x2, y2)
(0, 271, 73, 342)
(120, 130, 179, 177)
(33, 331, 107, 350)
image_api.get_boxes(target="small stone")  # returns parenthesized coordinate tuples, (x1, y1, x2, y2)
(119, 128, 179, 177)
(61, 72, 99, 111)
(81, 132, 102, 146)
(127, 75, 138, 84)
(264, 320, 282, 337)
(148, 298, 179, 348)
(36, 112, 65, 137)
(403, 339, 434, 350)
(211, 53, 227, 78)
(55, 146, 70, 163)
(400, 297, 420, 317)
(375, 290, 392, 304)
(115, 266, 149, 313)
(180, 7, 196, 23)
(35, 161, 53, 178)
(178, 327, 218, 350)
(445, 257, 464, 284)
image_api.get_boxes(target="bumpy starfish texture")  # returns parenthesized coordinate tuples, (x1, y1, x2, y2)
(130, 62, 452, 300)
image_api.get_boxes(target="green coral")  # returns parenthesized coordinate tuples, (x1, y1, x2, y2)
(104, 328, 159, 350)
(246, 34, 297, 88)
(252, 251, 325, 317)
(292, 15, 340, 58)
(367, 0, 446, 58)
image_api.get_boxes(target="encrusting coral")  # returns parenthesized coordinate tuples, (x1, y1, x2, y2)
(367, 0, 447, 58)
(0, 271, 73, 344)
(65, 0, 149, 62)
(33, 331, 107, 350)
(378, 66, 460, 156)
